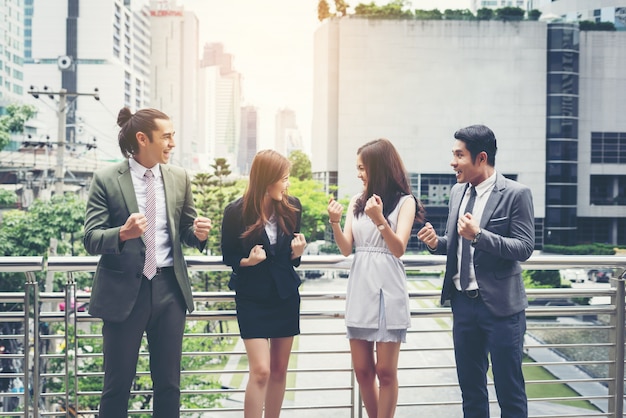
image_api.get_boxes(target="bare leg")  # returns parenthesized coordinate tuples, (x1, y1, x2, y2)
(243, 339, 271, 418)
(350, 339, 378, 418)
(375, 341, 401, 418)
(264, 337, 294, 418)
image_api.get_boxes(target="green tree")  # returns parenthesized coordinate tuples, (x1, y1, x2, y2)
(355, 0, 413, 18)
(335, 0, 348, 17)
(527, 9, 542, 21)
(0, 194, 86, 292)
(318, 0, 331, 21)
(210, 157, 232, 187)
(191, 160, 245, 333)
(476, 7, 494, 20)
(0, 189, 18, 207)
(288, 150, 312, 181)
(495, 6, 525, 21)
(0, 104, 37, 151)
(414, 9, 442, 20)
(443, 8, 475, 20)
(579, 20, 616, 31)
(288, 178, 331, 242)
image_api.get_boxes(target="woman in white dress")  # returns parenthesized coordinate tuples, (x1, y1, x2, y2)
(327, 138, 425, 418)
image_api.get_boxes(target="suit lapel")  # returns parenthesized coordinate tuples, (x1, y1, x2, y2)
(117, 161, 139, 214)
(160, 165, 176, 237)
(480, 174, 505, 228)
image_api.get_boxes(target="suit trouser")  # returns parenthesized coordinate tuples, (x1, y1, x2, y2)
(451, 289, 528, 418)
(99, 267, 186, 418)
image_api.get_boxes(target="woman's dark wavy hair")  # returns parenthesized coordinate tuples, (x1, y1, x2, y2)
(241, 149, 299, 241)
(353, 138, 425, 224)
(117, 107, 170, 158)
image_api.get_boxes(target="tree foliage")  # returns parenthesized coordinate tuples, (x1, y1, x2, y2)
(288, 150, 312, 181)
(579, 20, 616, 31)
(443, 9, 475, 20)
(0, 104, 37, 151)
(414, 9, 442, 20)
(287, 177, 331, 242)
(527, 9, 542, 21)
(355, 0, 413, 18)
(495, 6, 525, 21)
(0, 194, 86, 292)
(476, 8, 494, 21)
(318, 0, 331, 21)
(335, 0, 349, 17)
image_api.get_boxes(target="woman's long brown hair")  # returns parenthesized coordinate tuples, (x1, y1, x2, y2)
(241, 150, 298, 241)
(353, 138, 425, 223)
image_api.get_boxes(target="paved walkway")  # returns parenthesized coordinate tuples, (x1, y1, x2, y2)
(207, 276, 606, 417)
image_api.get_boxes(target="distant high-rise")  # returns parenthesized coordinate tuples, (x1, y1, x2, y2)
(1, 0, 25, 104)
(149, 0, 199, 168)
(275, 108, 302, 157)
(198, 42, 242, 173)
(25, 0, 152, 162)
(238, 105, 258, 175)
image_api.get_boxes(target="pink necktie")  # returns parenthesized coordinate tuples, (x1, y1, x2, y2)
(143, 169, 157, 279)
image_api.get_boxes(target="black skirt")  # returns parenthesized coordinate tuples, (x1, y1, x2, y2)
(235, 291, 300, 339)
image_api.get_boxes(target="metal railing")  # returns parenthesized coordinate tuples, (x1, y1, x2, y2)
(0, 254, 625, 417)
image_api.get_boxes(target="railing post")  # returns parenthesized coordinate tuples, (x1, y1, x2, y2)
(24, 271, 37, 418)
(614, 273, 625, 418)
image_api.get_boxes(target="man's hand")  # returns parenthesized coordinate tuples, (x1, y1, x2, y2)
(119, 213, 146, 242)
(193, 216, 212, 241)
(417, 222, 438, 250)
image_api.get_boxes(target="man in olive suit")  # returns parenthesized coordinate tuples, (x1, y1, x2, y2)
(84, 107, 212, 417)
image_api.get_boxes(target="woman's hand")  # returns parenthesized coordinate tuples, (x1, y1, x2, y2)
(291, 233, 307, 258)
(364, 194, 384, 225)
(327, 197, 344, 224)
(245, 244, 267, 266)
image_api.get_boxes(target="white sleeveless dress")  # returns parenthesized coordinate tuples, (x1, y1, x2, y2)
(345, 195, 411, 343)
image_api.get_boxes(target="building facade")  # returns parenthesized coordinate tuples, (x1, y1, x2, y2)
(25, 0, 152, 162)
(312, 17, 626, 248)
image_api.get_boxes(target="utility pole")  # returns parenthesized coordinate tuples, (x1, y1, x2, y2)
(55, 89, 67, 195)
(27, 86, 99, 195)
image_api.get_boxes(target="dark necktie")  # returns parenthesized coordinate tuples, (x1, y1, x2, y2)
(143, 169, 157, 279)
(460, 186, 476, 290)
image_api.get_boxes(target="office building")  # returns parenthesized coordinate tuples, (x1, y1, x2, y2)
(312, 17, 626, 248)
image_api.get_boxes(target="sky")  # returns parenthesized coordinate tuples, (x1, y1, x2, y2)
(181, 0, 471, 153)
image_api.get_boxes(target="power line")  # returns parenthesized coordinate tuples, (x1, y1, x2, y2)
(27, 86, 99, 195)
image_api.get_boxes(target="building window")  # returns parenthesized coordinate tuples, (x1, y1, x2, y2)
(548, 95, 578, 117)
(591, 132, 626, 164)
(547, 140, 577, 160)
(547, 118, 578, 139)
(590, 175, 626, 205)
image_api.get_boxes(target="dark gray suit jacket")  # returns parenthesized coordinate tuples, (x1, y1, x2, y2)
(431, 173, 535, 317)
(83, 160, 205, 322)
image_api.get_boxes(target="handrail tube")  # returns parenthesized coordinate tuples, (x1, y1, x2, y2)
(44, 254, 626, 273)
(0, 256, 44, 272)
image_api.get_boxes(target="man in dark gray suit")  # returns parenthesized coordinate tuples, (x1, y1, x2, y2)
(84, 107, 212, 417)
(418, 124, 535, 418)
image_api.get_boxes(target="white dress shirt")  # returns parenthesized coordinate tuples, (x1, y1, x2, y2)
(453, 171, 497, 291)
(129, 158, 174, 268)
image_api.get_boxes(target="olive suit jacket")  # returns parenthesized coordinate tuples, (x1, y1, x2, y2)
(431, 173, 535, 317)
(83, 160, 205, 322)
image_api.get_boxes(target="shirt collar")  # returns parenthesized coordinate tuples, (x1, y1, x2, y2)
(129, 157, 161, 180)
(470, 171, 497, 198)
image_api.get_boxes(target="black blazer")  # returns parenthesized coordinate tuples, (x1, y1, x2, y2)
(221, 196, 303, 300)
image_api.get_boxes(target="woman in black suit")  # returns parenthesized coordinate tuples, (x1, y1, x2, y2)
(221, 149, 307, 418)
